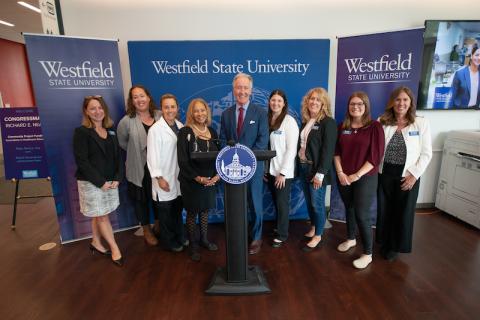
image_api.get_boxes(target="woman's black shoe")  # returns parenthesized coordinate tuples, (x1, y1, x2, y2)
(200, 240, 218, 251)
(302, 240, 321, 252)
(112, 256, 124, 267)
(89, 244, 111, 256)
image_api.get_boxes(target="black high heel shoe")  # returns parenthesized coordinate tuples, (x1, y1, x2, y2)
(302, 238, 322, 252)
(112, 256, 124, 267)
(89, 244, 111, 256)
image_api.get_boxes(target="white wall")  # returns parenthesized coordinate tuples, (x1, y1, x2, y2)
(60, 0, 480, 204)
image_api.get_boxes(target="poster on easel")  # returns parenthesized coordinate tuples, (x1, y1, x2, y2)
(0, 107, 49, 180)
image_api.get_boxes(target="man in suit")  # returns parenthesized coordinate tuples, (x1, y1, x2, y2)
(220, 73, 269, 254)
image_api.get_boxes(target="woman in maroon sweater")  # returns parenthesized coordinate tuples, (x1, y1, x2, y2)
(334, 92, 385, 269)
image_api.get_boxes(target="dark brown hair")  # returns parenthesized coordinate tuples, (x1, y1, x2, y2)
(379, 86, 417, 126)
(268, 89, 289, 131)
(342, 91, 372, 129)
(126, 85, 157, 118)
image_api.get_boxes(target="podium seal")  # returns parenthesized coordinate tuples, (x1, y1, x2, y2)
(216, 144, 257, 185)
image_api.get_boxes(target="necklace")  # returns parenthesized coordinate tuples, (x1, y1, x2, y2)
(192, 124, 208, 134)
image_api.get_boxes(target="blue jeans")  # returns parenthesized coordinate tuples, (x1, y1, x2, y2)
(299, 163, 327, 236)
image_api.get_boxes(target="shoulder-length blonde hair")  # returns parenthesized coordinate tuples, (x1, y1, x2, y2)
(301, 87, 332, 124)
(379, 86, 417, 126)
(342, 91, 372, 129)
(81, 95, 113, 128)
(126, 85, 157, 118)
(185, 98, 212, 127)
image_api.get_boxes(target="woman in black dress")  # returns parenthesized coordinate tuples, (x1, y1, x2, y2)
(177, 98, 220, 261)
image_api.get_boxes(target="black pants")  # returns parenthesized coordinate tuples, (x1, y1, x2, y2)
(337, 174, 377, 255)
(376, 163, 420, 253)
(155, 196, 184, 249)
(267, 174, 293, 241)
(128, 165, 157, 226)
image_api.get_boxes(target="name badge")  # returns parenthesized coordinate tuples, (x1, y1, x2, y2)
(108, 130, 116, 136)
(312, 125, 319, 130)
(273, 130, 283, 135)
(249, 120, 256, 124)
(342, 130, 352, 135)
(409, 131, 419, 136)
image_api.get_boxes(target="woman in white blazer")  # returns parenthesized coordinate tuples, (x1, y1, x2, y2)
(147, 93, 186, 252)
(377, 86, 432, 261)
(266, 89, 299, 248)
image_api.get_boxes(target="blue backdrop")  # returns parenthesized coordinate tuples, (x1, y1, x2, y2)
(25, 34, 136, 243)
(128, 39, 330, 222)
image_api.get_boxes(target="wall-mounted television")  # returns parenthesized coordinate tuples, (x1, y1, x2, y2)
(418, 20, 480, 110)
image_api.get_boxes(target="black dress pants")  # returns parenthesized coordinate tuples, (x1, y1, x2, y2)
(337, 174, 378, 255)
(376, 163, 420, 253)
(155, 196, 184, 249)
(267, 174, 293, 241)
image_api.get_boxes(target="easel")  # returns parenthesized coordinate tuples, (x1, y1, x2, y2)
(10, 177, 53, 229)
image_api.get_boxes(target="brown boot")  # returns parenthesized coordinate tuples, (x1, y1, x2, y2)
(143, 225, 158, 246)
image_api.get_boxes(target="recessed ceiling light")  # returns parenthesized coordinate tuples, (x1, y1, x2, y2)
(0, 19, 15, 27)
(17, 1, 42, 13)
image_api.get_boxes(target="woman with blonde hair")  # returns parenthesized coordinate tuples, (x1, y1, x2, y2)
(73, 95, 123, 266)
(177, 98, 220, 261)
(297, 87, 337, 252)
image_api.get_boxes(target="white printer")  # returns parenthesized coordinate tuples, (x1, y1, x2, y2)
(436, 130, 480, 229)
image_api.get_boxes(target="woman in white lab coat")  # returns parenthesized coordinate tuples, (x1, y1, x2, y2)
(147, 93, 186, 252)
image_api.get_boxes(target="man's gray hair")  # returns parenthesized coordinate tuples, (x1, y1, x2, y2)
(232, 73, 253, 88)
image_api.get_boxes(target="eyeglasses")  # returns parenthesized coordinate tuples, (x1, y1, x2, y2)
(349, 102, 365, 107)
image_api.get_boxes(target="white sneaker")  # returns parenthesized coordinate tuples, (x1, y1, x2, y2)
(337, 239, 357, 252)
(353, 254, 372, 269)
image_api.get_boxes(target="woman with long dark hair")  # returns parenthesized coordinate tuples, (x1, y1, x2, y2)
(266, 89, 299, 248)
(377, 86, 432, 261)
(451, 46, 480, 108)
(117, 85, 161, 246)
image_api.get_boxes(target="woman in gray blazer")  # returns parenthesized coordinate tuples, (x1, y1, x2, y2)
(117, 85, 161, 246)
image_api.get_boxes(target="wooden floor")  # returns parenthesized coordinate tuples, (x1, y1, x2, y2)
(0, 199, 479, 320)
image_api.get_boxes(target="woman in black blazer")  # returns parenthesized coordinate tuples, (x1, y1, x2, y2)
(73, 95, 124, 266)
(298, 88, 337, 251)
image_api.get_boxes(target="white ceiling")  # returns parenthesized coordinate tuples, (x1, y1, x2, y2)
(0, 0, 43, 43)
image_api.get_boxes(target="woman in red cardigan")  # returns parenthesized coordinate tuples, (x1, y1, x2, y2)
(334, 91, 385, 269)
